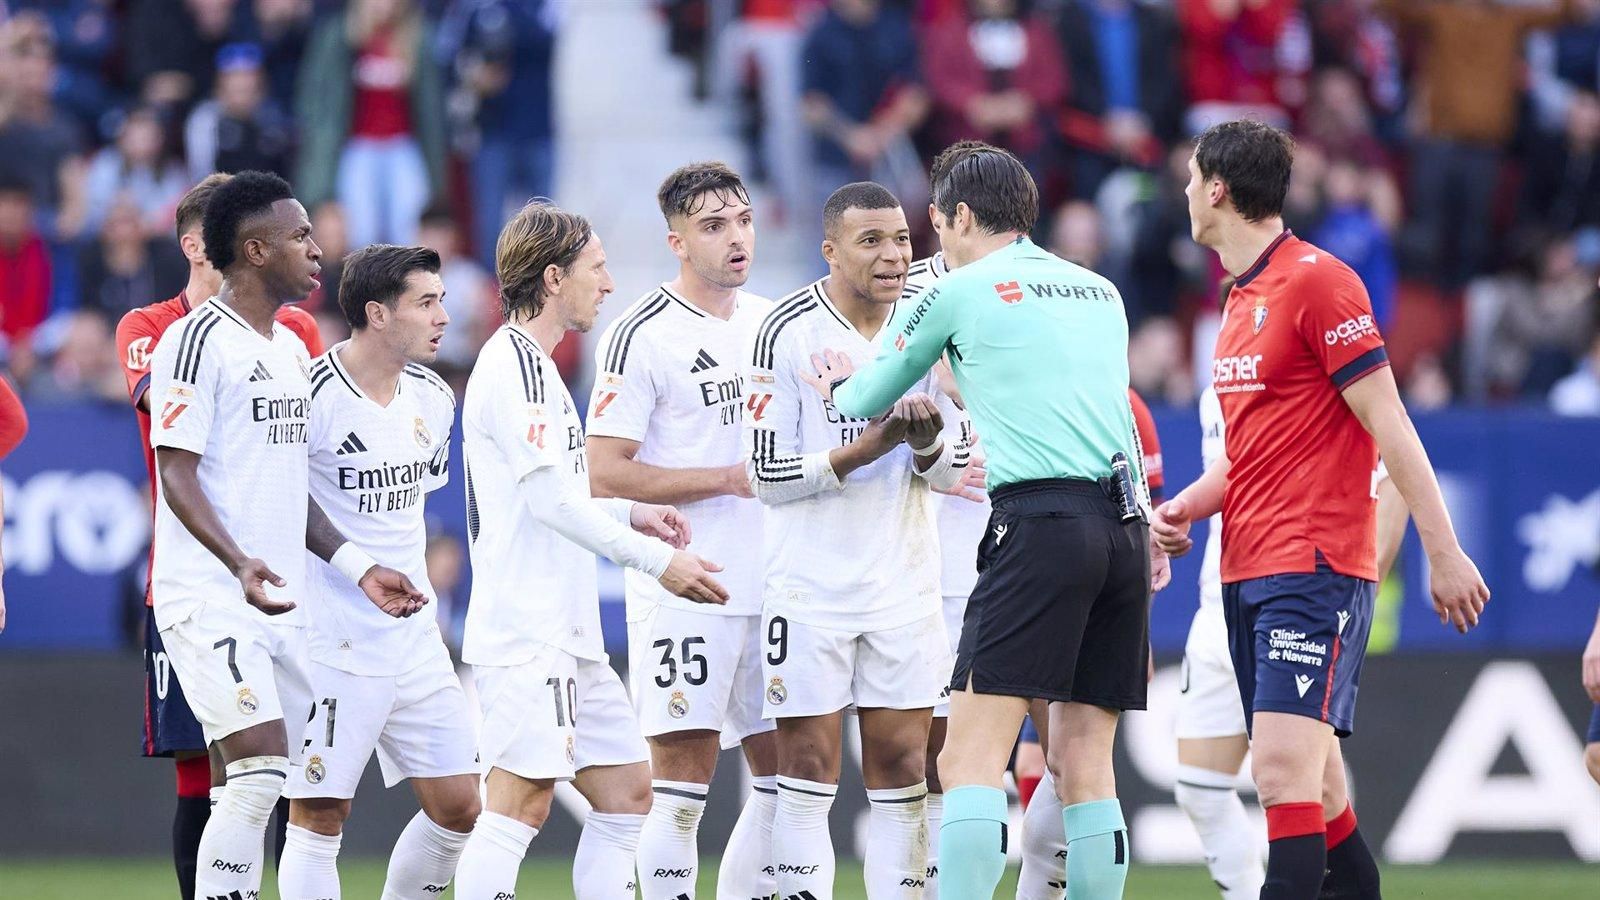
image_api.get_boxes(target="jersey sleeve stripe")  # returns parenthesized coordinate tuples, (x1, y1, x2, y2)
(1330, 347, 1390, 390)
(752, 299, 816, 369)
(751, 431, 804, 484)
(132, 372, 151, 406)
(310, 370, 338, 399)
(602, 292, 669, 375)
(174, 311, 221, 383)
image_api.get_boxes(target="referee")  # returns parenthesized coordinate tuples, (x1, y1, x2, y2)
(823, 143, 1165, 900)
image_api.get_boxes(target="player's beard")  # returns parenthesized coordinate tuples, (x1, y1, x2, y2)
(693, 255, 749, 290)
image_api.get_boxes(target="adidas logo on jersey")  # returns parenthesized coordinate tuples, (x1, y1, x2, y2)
(247, 361, 272, 382)
(689, 349, 720, 373)
(336, 432, 368, 456)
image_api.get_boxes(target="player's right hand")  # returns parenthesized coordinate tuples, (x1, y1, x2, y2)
(659, 551, 730, 606)
(1151, 498, 1194, 556)
(1427, 546, 1489, 634)
(236, 557, 296, 615)
(860, 402, 911, 456)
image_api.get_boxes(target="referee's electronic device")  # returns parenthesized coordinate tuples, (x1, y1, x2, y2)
(1109, 452, 1142, 523)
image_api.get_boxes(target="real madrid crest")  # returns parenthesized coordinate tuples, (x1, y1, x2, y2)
(667, 690, 690, 719)
(766, 677, 788, 705)
(414, 416, 432, 448)
(305, 755, 327, 784)
(236, 688, 259, 715)
(565, 735, 576, 764)
(1252, 297, 1268, 334)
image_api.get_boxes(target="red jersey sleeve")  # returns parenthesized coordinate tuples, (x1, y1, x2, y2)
(0, 375, 27, 458)
(1127, 388, 1164, 501)
(114, 308, 164, 410)
(277, 305, 325, 357)
(1293, 263, 1389, 391)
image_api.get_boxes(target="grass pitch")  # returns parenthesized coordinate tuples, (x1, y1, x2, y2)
(1, 858, 1594, 899)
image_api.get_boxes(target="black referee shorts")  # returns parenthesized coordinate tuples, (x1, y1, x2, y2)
(949, 478, 1150, 710)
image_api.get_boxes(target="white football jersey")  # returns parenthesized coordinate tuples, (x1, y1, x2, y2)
(304, 344, 455, 675)
(744, 278, 967, 632)
(588, 285, 772, 619)
(903, 254, 993, 600)
(148, 297, 313, 629)
(1199, 386, 1225, 607)
(461, 324, 602, 665)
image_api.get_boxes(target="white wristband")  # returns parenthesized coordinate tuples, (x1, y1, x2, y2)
(330, 542, 377, 584)
(911, 439, 943, 457)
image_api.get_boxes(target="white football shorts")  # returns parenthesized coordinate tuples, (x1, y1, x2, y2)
(627, 605, 775, 750)
(159, 599, 314, 751)
(760, 610, 952, 719)
(475, 646, 649, 781)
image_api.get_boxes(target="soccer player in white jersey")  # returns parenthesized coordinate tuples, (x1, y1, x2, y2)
(586, 163, 778, 900)
(744, 181, 970, 900)
(453, 201, 730, 900)
(277, 245, 481, 900)
(147, 171, 427, 900)
(1174, 382, 1408, 900)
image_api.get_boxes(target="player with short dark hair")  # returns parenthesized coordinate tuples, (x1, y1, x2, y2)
(147, 170, 425, 900)
(116, 172, 324, 900)
(1152, 120, 1488, 900)
(277, 243, 482, 899)
(826, 143, 1162, 900)
(745, 181, 969, 900)
(453, 201, 728, 900)
(587, 162, 778, 900)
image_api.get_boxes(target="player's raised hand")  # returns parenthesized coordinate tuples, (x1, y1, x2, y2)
(659, 551, 729, 606)
(1427, 546, 1489, 634)
(359, 565, 429, 618)
(901, 393, 944, 450)
(631, 502, 693, 549)
(236, 557, 296, 615)
(1151, 498, 1194, 556)
(798, 349, 856, 402)
(934, 459, 987, 503)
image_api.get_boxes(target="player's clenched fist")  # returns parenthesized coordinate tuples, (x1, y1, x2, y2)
(1427, 546, 1489, 634)
(235, 557, 295, 615)
(360, 565, 429, 618)
(659, 551, 729, 606)
(1151, 497, 1194, 556)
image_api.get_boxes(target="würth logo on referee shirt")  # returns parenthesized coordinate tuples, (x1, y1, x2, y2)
(688, 349, 720, 373)
(247, 361, 273, 382)
(336, 432, 368, 456)
(994, 281, 1024, 304)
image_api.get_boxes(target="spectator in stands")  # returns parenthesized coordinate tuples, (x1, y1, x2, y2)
(1054, 0, 1184, 198)
(1300, 66, 1390, 167)
(1522, 91, 1600, 234)
(184, 43, 295, 182)
(1313, 157, 1399, 328)
(0, 175, 51, 352)
(10, 0, 118, 132)
(438, 0, 559, 268)
(719, 0, 812, 218)
(125, 0, 250, 110)
(800, 0, 929, 213)
(1048, 200, 1106, 271)
(304, 200, 349, 314)
(82, 106, 189, 237)
(1127, 314, 1193, 403)
(77, 198, 188, 319)
(296, 0, 447, 248)
(416, 202, 494, 375)
(920, 0, 1067, 180)
(1307, 0, 1405, 141)
(26, 309, 125, 403)
(1470, 234, 1597, 398)
(1550, 332, 1600, 415)
(0, 14, 88, 241)
(250, 0, 316, 112)
(1177, 0, 1301, 133)
(1528, 0, 1600, 130)
(1380, 0, 1579, 290)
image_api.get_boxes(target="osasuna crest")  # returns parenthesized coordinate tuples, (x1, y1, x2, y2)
(1252, 298, 1268, 334)
(414, 416, 432, 448)
(667, 690, 690, 719)
(767, 676, 788, 705)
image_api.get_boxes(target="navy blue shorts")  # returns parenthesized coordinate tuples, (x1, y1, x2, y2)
(1222, 558, 1375, 738)
(142, 606, 207, 756)
(1588, 704, 1600, 745)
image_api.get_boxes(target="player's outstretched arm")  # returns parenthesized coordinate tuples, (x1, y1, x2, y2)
(833, 284, 954, 418)
(1341, 367, 1489, 633)
(589, 436, 752, 505)
(1152, 455, 1231, 557)
(158, 446, 295, 615)
(306, 497, 427, 618)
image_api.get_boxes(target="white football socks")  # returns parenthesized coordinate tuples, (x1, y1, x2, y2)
(924, 791, 944, 900)
(573, 811, 646, 900)
(381, 810, 471, 900)
(194, 756, 287, 900)
(454, 811, 535, 900)
(1175, 764, 1265, 900)
(637, 780, 708, 900)
(864, 782, 930, 899)
(774, 776, 838, 900)
(1017, 769, 1068, 900)
(717, 775, 778, 900)
(278, 823, 342, 900)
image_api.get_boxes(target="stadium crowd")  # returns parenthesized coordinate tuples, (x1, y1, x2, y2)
(0, 0, 1597, 414)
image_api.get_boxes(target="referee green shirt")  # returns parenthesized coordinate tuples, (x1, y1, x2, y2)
(833, 237, 1132, 490)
